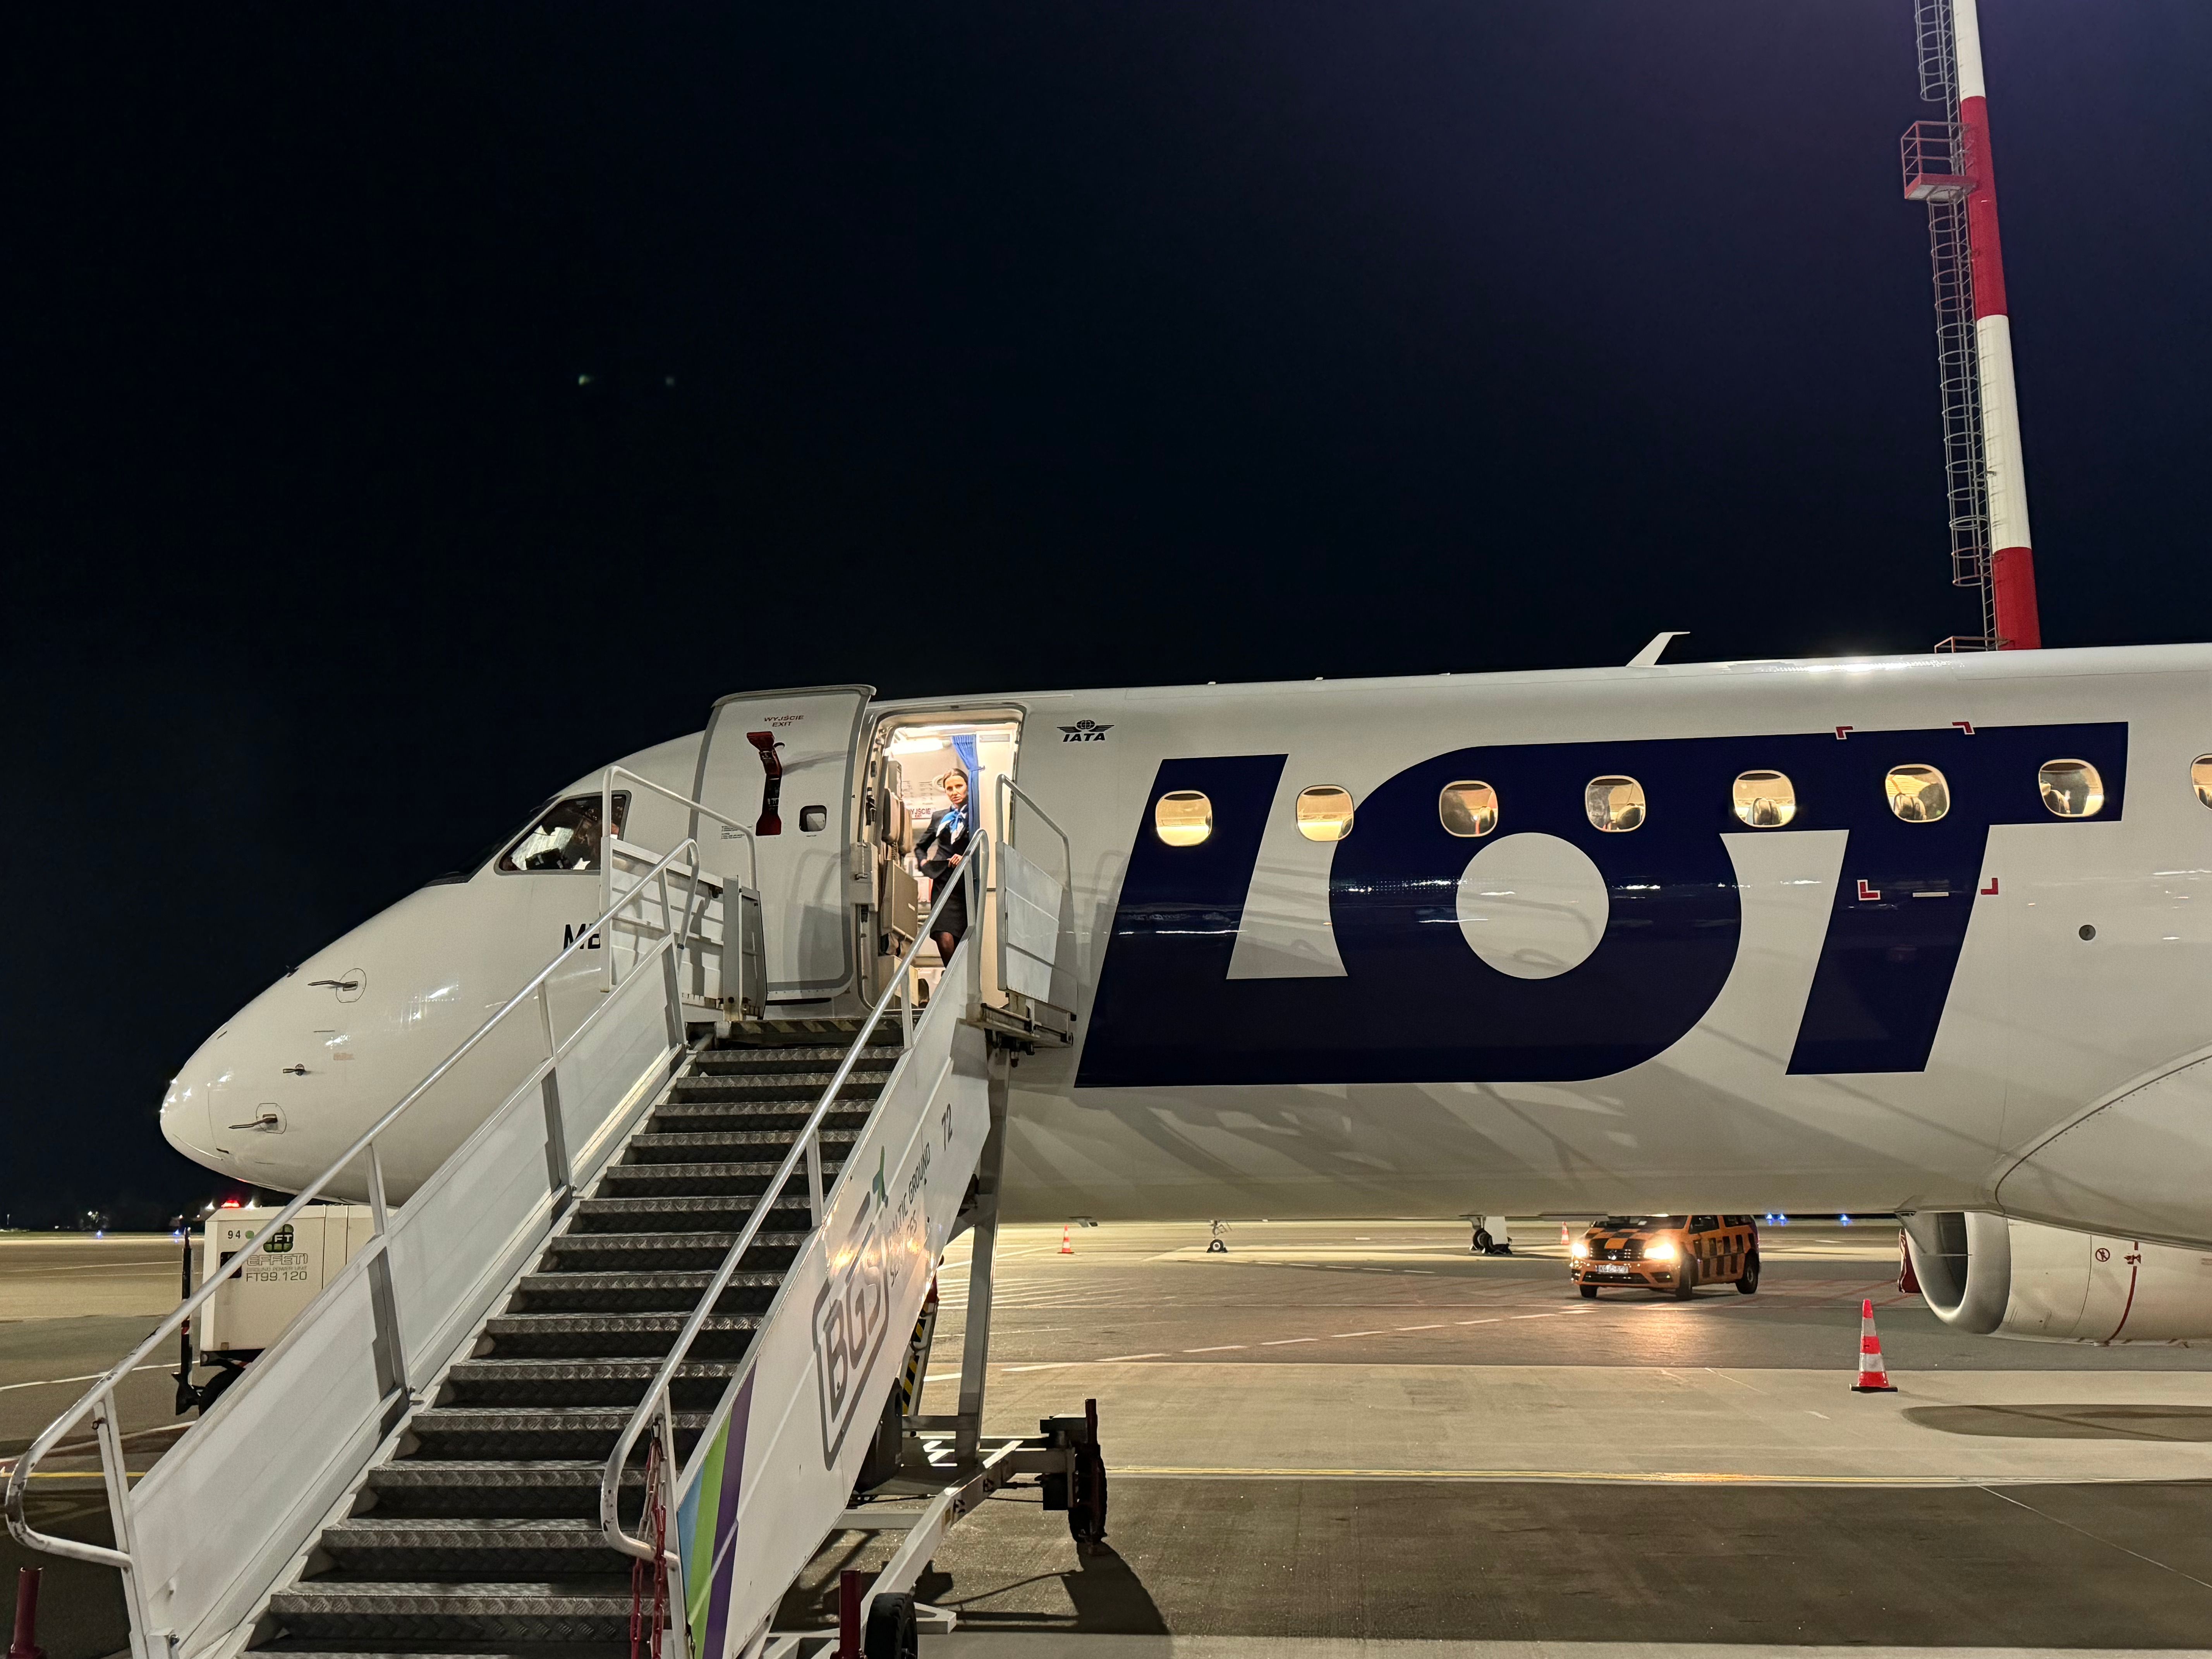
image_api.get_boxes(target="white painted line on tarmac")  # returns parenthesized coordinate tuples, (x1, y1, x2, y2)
(0, 1364, 167, 1395)
(1395, 1324, 1445, 1331)
(1457, 1318, 1499, 1325)
(1095, 1352, 1166, 1362)
(1331, 1331, 1389, 1338)
(1183, 1345, 1246, 1353)
(1261, 1337, 1317, 1346)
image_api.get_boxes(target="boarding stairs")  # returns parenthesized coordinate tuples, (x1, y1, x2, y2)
(258, 1023, 893, 1647)
(8, 779, 1087, 1659)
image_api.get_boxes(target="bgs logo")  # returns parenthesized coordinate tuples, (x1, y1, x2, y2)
(812, 1215, 891, 1463)
(1059, 720, 1113, 744)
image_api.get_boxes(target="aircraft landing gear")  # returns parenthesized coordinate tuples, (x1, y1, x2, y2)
(1206, 1220, 1229, 1254)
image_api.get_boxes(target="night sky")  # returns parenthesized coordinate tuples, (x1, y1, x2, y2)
(7, 4, 2209, 1225)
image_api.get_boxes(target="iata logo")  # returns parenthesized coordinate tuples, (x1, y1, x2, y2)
(1060, 720, 1113, 744)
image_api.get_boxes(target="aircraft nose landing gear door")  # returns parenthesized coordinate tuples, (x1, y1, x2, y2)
(694, 685, 872, 1015)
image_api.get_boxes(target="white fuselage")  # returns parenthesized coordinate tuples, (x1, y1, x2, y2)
(162, 646, 2212, 1243)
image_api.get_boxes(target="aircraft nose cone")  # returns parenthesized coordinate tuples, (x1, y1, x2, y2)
(161, 1068, 215, 1161)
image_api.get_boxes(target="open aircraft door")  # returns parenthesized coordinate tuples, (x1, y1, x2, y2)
(991, 771, 1078, 1039)
(694, 684, 871, 1012)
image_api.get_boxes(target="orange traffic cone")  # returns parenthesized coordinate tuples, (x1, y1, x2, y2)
(1853, 1297, 1897, 1392)
(1059, 1224, 1073, 1256)
(1560, 1223, 1571, 1249)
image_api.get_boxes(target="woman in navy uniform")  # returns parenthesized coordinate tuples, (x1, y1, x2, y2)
(913, 767, 974, 963)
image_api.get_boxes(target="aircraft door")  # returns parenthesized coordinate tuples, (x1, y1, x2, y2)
(694, 685, 872, 1010)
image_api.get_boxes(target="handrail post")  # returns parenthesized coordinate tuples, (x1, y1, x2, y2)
(602, 771, 618, 996)
(93, 1387, 158, 1653)
(363, 1144, 410, 1407)
(539, 984, 572, 1204)
(805, 1130, 825, 1227)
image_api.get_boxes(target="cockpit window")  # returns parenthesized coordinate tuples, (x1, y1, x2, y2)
(497, 792, 630, 873)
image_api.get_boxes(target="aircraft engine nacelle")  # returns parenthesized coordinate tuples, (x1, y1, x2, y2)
(1903, 1212, 2212, 1344)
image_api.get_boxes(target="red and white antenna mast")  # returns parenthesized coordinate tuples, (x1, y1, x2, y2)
(1901, 0, 2042, 651)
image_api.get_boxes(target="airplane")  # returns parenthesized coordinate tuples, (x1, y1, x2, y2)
(159, 639, 2212, 1348)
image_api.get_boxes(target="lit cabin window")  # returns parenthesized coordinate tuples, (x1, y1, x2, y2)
(2038, 759, 2104, 819)
(1439, 780, 1499, 838)
(1731, 770, 1795, 828)
(1885, 764, 1950, 823)
(1295, 785, 1355, 842)
(1585, 776, 1646, 832)
(2194, 756, 2212, 809)
(1154, 790, 1213, 847)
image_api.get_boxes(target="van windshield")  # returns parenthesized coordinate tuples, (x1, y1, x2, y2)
(1597, 1215, 1684, 1231)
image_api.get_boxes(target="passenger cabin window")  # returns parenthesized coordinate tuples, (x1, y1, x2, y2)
(1295, 785, 1355, 842)
(1884, 764, 1950, 823)
(1585, 776, 1646, 833)
(1731, 770, 1795, 827)
(2037, 760, 2104, 819)
(1439, 781, 1499, 838)
(2192, 755, 2212, 809)
(1155, 790, 1214, 847)
(498, 792, 630, 873)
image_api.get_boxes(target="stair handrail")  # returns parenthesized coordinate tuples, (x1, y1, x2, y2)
(601, 764, 761, 899)
(599, 831, 991, 1564)
(5, 832, 721, 1571)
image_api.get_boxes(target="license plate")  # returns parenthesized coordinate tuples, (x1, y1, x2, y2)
(1599, 1265, 1627, 1274)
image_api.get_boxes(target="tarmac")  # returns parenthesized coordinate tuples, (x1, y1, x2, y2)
(12, 1223, 2212, 1656)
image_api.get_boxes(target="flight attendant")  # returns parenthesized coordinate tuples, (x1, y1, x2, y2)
(913, 768, 974, 962)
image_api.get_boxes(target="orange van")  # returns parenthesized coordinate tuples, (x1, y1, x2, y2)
(1570, 1213, 1760, 1298)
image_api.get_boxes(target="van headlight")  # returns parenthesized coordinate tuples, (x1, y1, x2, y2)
(1570, 1239, 1589, 1259)
(1645, 1240, 1676, 1262)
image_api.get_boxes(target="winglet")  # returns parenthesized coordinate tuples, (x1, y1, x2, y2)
(1628, 631, 1690, 668)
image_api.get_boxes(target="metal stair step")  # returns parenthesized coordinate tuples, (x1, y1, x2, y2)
(696, 1044, 900, 1073)
(567, 1195, 814, 1233)
(623, 1127, 859, 1162)
(266, 1579, 634, 1642)
(595, 1159, 843, 1196)
(648, 1100, 874, 1133)
(317, 1515, 636, 1579)
(362, 1460, 646, 1519)
(481, 1310, 762, 1358)
(442, 1356, 741, 1409)
(408, 1405, 711, 1460)
(670, 1068, 892, 1099)
(510, 1269, 784, 1315)
(534, 1230, 808, 1272)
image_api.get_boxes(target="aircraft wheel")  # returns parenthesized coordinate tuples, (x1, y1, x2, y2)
(1736, 1257, 1760, 1295)
(1578, 1284, 1598, 1299)
(1472, 1226, 1494, 1255)
(864, 1592, 919, 1659)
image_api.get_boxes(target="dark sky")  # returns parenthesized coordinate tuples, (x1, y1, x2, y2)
(6, 3, 2208, 1224)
